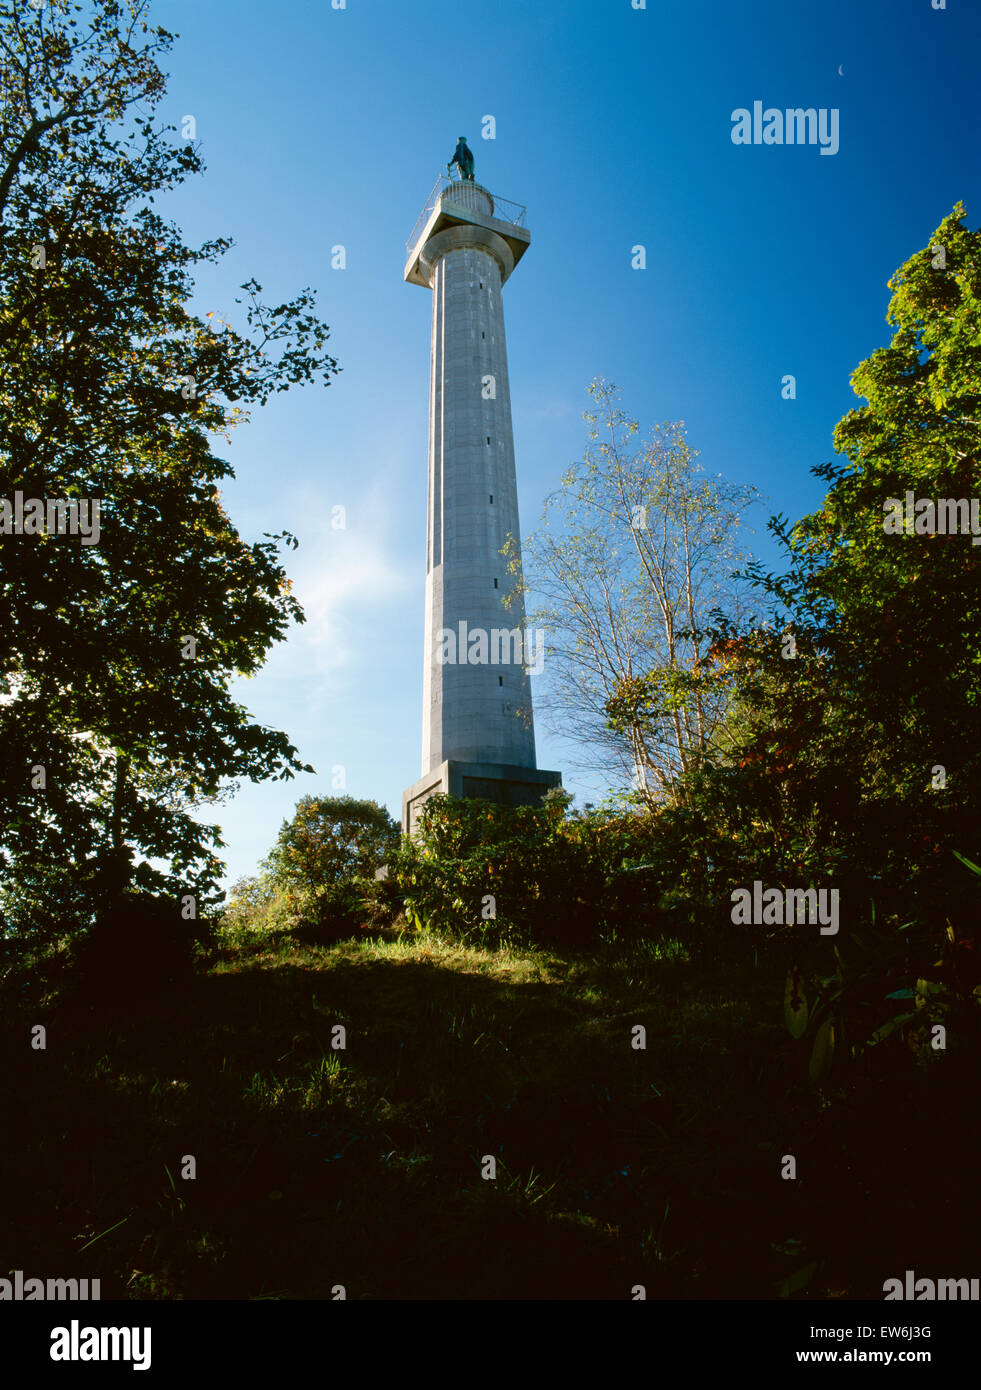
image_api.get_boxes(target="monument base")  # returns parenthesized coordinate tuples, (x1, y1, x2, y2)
(402, 760, 563, 836)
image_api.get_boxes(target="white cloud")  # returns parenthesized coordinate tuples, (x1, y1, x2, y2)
(263, 473, 416, 678)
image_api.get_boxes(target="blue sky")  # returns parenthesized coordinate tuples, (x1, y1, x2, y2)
(145, 0, 981, 888)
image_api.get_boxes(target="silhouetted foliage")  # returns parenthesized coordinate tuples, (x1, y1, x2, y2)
(0, 0, 339, 939)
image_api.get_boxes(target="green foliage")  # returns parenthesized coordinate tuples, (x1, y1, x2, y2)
(616, 207, 981, 988)
(709, 204, 981, 924)
(0, 0, 339, 938)
(262, 795, 399, 930)
(391, 789, 672, 948)
(527, 207, 981, 1087)
(783, 859, 981, 1089)
(217, 873, 286, 945)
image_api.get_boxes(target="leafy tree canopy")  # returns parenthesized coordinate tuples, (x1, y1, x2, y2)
(0, 0, 339, 936)
(263, 795, 400, 924)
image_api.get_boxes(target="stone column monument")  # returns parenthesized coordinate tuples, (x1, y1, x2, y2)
(401, 168, 561, 834)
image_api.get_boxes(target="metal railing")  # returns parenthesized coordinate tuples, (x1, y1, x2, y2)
(406, 173, 527, 257)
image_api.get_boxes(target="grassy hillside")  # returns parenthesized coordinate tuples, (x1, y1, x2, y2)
(3, 918, 976, 1301)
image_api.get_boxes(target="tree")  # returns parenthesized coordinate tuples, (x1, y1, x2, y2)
(263, 796, 400, 926)
(508, 379, 760, 805)
(711, 203, 981, 920)
(0, 0, 339, 937)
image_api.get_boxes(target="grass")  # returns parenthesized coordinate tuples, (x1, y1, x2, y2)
(0, 921, 976, 1299)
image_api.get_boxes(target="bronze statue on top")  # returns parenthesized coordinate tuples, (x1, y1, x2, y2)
(447, 136, 475, 182)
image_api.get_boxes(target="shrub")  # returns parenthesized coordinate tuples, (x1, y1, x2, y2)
(261, 795, 400, 931)
(217, 873, 289, 944)
(391, 790, 671, 948)
(784, 852, 981, 1088)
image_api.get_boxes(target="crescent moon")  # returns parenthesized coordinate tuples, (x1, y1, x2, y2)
(838, 64, 844, 75)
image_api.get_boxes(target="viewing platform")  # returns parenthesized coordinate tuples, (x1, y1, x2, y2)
(404, 174, 530, 287)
